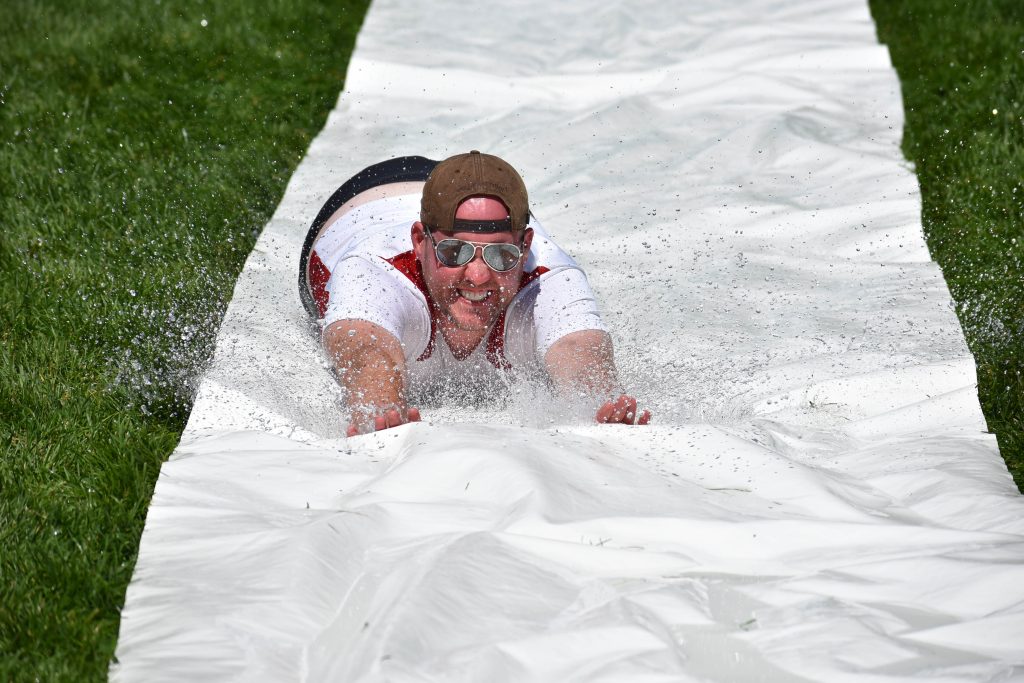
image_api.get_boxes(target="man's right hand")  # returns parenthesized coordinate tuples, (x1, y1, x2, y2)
(346, 406, 422, 437)
(595, 395, 651, 426)
(323, 319, 416, 437)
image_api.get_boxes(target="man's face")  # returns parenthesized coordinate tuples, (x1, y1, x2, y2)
(413, 224, 533, 334)
(412, 196, 533, 335)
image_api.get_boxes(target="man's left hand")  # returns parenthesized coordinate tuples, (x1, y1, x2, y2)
(596, 395, 651, 425)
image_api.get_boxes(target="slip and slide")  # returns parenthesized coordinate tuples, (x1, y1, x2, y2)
(111, 0, 1024, 680)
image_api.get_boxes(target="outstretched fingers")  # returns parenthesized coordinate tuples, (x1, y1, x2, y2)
(596, 395, 635, 423)
(347, 406, 422, 437)
(595, 395, 651, 426)
(593, 395, 647, 428)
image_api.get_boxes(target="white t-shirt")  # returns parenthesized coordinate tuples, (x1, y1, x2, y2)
(308, 192, 607, 385)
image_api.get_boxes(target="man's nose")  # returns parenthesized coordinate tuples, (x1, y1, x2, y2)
(463, 249, 493, 284)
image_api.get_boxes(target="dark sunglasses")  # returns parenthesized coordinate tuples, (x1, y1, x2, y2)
(425, 230, 525, 273)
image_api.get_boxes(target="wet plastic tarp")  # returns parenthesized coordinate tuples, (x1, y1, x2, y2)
(111, 0, 1024, 680)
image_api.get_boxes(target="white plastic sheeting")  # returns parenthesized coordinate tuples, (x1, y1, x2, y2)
(112, 0, 1024, 680)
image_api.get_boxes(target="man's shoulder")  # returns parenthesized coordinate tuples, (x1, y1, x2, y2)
(330, 252, 428, 305)
(516, 263, 579, 289)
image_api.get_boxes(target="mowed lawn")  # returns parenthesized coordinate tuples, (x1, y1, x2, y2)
(0, 0, 1020, 679)
(871, 0, 1023, 484)
(0, 0, 370, 679)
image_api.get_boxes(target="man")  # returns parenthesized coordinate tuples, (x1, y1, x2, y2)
(299, 152, 650, 436)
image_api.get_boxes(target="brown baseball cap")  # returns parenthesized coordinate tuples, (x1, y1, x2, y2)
(421, 151, 530, 233)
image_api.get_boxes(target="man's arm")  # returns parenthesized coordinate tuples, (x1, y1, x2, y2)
(544, 329, 650, 425)
(322, 319, 420, 436)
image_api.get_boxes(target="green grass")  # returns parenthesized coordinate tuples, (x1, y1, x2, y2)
(871, 0, 1024, 489)
(0, 0, 369, 679)
(1, 0, 1021, 679)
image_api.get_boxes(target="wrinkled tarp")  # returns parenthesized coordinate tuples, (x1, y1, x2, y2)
(112, 0, 1024, 680)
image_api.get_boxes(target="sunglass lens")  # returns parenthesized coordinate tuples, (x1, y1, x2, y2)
(435, 239, 474, 267)
(483, 244, 521, 272)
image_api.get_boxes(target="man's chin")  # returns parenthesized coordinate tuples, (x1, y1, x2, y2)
(451, 315, 495, 333)
(446, 304, 499, 332)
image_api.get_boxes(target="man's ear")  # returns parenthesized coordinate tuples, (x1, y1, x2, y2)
(522, 227, 535, 254)
(411, 222, 427, 258)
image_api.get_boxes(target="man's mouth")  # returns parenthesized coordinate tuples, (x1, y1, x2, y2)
(458, 289, 491, 303)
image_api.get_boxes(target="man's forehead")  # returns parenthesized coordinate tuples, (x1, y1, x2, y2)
(454, 196, 510, 219)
